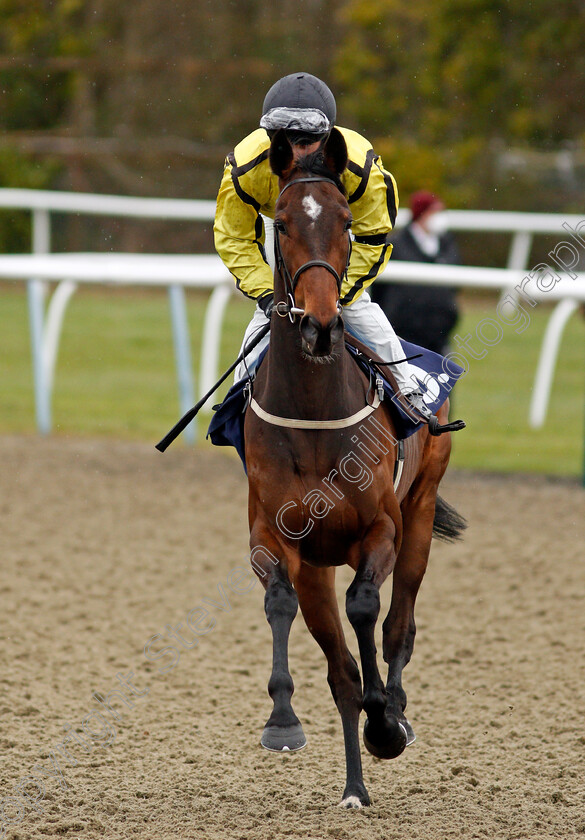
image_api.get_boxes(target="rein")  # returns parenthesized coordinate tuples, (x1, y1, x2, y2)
(273, 176, 352, 321)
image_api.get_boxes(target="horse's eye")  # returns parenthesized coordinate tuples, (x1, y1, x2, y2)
(344, 219, 353, 231)
(274, 219, 287, 234)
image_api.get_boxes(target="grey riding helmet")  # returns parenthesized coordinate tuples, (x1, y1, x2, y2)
(260, 72, 336, 144)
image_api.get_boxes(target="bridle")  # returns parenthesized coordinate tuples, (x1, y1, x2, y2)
(246, 175, 390, 433)
(272, 176, 352, 321)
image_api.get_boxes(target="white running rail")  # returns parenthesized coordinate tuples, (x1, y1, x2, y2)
(1, 188, 583, 440)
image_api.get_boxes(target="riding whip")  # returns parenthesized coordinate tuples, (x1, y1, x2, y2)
(155, 321, 271, 453)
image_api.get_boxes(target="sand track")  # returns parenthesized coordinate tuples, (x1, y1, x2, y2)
(1, 436, 584, 839)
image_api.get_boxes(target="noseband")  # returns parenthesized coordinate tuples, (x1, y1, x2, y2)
(273, 176, 352, 321)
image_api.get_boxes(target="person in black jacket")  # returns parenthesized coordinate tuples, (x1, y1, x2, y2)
(372, 190, 460, 355)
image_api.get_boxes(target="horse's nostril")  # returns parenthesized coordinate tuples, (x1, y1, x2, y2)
(300, 313, 343, 356)
(330, 314, 344, 342)
(300, 314, 320, 346)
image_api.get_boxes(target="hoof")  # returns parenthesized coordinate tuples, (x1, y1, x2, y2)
(401, 716, 416, 747)
(339, 787, 370, 809)
(363, 715, 407, 760)
(261, 722, 307, 752)
(338, 795, 366, 809)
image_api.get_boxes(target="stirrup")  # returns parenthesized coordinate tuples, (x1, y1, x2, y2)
(427, 416, 466, 436)
(404, 392, 466, 436)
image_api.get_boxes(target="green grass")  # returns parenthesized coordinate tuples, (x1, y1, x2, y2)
(451, 300, 585, 475)
(0, 284, 256, 441)
(1, 284, 584, 477)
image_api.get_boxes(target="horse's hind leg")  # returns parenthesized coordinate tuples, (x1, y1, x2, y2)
(252, 537, 306, 753)
(295, 565, 369, 808)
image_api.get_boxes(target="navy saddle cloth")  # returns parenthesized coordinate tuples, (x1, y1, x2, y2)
(207, 339, 463, 473)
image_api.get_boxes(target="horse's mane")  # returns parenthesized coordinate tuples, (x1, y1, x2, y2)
(293, 150, 346, 196)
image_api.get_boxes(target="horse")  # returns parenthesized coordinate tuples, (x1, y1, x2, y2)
(244, 127, 465, 808)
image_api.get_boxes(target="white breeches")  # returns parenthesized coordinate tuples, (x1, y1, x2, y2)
(233, 291, 420, 394)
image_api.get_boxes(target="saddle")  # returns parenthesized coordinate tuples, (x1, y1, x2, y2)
(206, 334, 465, 471)
(343, 332, 466, 436)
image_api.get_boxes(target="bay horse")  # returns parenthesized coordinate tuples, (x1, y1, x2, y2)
(244, 128, 465, 808)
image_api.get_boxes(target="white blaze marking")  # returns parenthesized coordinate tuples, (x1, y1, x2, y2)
(302, 195, 322, 222)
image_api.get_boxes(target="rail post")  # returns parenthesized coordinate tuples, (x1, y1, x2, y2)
(168, 284, 196, 443)
(28, 207, 51, 433)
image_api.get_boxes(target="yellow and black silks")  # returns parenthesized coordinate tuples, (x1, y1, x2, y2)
(213, 127, 399, 306)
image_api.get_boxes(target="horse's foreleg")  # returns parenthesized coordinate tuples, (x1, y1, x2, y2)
(381, 505, 434, 747)
(252, 538, 306, 753)
(383, 433, 451, 746)
(296, 566, 369, 808)
(263, 574, 306, 750)
(346, 520, 407, 760)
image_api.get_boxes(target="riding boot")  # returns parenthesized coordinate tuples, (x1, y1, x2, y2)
(344, 334, 465, 436)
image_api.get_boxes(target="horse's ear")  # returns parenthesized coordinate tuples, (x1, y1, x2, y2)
(323, 128, 348, 176)
(269, 129, 294, 178)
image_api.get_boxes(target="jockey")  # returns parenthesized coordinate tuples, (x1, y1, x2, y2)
(213, 72, 432, 419)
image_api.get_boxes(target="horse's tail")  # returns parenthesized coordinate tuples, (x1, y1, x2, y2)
(432, 495, 467, 543)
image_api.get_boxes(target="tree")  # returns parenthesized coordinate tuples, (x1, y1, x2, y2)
(0, 0, 341, 249)
(333, 0, 585, 209)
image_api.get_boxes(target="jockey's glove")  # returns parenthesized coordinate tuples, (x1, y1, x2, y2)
(258, 293, 274, 319)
